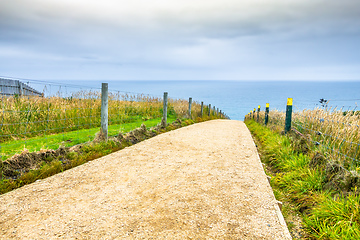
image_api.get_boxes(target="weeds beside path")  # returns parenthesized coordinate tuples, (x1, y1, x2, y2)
(246, 120, 360, 239)
(0, 120, 291, 239)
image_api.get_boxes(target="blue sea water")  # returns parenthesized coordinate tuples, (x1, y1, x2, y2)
(31, 80, 360, 120)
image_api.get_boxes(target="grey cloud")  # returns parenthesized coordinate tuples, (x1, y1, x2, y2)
(1, 0, 360, 80)
(152, 1, 360, 41)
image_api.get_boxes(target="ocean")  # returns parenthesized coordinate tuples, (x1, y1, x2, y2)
(30, 80, 360, 120)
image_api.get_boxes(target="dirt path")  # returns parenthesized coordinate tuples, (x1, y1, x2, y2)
(0, 120, 291, 239)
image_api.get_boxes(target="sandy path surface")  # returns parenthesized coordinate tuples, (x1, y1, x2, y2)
(0, 120, 291, 239)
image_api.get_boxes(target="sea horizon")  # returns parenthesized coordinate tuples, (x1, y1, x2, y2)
(25, 80, 360, 120)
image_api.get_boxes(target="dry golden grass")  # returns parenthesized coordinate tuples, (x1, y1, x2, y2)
(293, 108, 360, 166)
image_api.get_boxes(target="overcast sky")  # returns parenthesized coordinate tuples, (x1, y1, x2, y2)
(1, 0, 360, 81)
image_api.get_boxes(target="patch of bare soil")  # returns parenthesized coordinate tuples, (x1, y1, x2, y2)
(0, 120, 291, 239)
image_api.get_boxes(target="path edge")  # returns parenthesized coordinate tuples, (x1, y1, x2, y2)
(245, 122, 293, 239)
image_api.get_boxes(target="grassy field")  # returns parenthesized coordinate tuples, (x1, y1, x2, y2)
(0, 92, 162, 141)
(0, 92, 210, 161)
(246, 119, 360, 239)
(250, 107, 360, 171)
(0, 116, 177, 160)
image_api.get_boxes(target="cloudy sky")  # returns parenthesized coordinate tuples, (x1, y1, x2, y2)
(1, 0, 360, 81)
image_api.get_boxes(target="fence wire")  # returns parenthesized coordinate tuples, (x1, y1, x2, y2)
(0, 80, 210, 164)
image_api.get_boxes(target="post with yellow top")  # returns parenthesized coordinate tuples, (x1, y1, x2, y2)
(284, 98, 293, 134)
(265, 103, 269, 125)
(257, 105, 260, 122)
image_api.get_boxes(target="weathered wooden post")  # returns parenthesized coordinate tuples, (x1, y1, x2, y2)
(257, 105, 260, 122)
(213, 106, 215, 116)
(200, 101, 204, 117)
(208, 104, 211, 116)
(265, 103, 269, 125)
(253, 108, 255, 119)
(101, 83, 108, 141)
(188, 97, 192, 118)
(162, 92, 168, 127)
(284, 98, 293, 133)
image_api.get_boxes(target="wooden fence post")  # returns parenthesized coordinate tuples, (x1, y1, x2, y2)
(101, 83, 108, 140)
(253, 108, 255, 119)
(265, 103, 269, 125)
(200, 101, 204, 117)
(162, 92, 168, 127)
(213, 106, 215, 116)
(208, 104, 211, 116)
(188, 97, 192, 118)
(284, 98, 293, 133)
(257, 105, 260, 122)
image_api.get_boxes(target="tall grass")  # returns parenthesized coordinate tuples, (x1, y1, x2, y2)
(0, 91, 204, 160)
(246, 120, 360, 239)
(293, 108, 360, 168)
(0, 91, 164, 142)
(252, 107, 360, 170)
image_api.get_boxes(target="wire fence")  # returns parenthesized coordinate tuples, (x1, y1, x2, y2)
(245, 99, 360, 171)
(0, 79, 225, 164)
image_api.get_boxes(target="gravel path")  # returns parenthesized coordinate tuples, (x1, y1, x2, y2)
(0, 120, 291, 239)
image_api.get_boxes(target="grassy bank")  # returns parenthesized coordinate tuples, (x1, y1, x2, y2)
(245, 120, 360, 239)
(1, 116, 177, 160)
(251, 107, 360, 171)
(0, 115, 220, 195)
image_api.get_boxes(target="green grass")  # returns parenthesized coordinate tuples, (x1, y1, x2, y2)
(1, 116, 176, 161)
(0, 140, 131, 194)
(304, 192, 360, 239)
(0, 94, 166, 142)
(250, 107, 360, 170)
(245, 119, 360, 240)
(0, 115, 205, 195)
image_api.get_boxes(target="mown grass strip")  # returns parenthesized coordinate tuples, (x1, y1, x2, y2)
(245, 119, 360, 240)
(1, 116, 177, 160)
